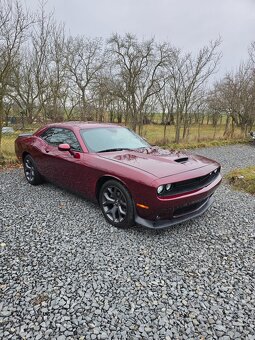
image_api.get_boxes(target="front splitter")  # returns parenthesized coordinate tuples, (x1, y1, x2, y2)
(134, 196, 214, 229)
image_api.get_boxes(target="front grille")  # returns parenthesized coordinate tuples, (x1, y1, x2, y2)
(160, 167, 220, 197)
(173, 197, 208, 217)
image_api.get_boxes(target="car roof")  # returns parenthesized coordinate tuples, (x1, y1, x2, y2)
(44, 121, 123, 130)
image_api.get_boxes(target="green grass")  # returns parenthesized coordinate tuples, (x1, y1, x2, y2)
(226, 166, 255, 195)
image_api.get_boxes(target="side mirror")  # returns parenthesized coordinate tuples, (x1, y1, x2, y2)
(58, 143, 71, 151)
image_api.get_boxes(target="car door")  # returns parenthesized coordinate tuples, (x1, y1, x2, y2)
(38, 127, 89, 192)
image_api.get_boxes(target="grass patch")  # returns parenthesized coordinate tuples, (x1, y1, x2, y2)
(1, 133, 20, 163)
(226, 166, 255, 195)
(142, 124, 244, 145)
(163, 138, 249, 150)
(0, 123, 250, 168)
(0, 132, 26, 168)
(141, 124, 248, 149)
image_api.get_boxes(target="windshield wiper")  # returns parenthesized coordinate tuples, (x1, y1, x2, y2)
(98, 148, 131, 153)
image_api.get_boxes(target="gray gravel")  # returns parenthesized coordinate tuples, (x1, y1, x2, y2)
(0, 143, 255, 339)
(190, 143, 255, 174)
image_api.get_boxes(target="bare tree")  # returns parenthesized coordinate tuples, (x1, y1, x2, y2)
(30, 2, 57, 122)
(46, 21, 67, 121)
(209, 64, 255, 136)
(107, 33, 169, 133)
(65, 36, 105, 120)
(9, 2, 69, 124)
(156, 82, 175, 142)
(0, 0, 31, 158)
(249, 41, 255, 65)
(9, 2, 56, 124)
(59, 85, 80, 120)
(8, 48, 38, 124)
(167, 39, 221, 142)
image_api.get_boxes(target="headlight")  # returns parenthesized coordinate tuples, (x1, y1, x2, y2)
(165, 183, 172, 191)
(157, 185, 164, 194)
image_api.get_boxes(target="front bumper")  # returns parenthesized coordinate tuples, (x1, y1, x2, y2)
(135, 195, 214, 229)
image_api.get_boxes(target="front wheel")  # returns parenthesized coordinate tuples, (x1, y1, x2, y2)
(99, 180, 134, 228)
(23, 154, 43, 185)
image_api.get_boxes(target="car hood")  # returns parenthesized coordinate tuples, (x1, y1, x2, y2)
(98, 147, 218, 178)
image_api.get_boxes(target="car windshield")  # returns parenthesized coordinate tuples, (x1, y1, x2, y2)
(80, 127, 150, 153)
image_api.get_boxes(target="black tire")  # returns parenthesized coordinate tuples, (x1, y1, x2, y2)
(99, 180, 134, 228)
(23, 154, 43, 185)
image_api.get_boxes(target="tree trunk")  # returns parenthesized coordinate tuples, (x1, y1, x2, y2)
(109, 110, 114, 122)
(131, 113, 137, 132)
(27, 107, 34, 125)
(81, 92, 88, 120)
(230, 118, 235, 138)
(163, 123, 167, 142)
(138, 110, 144, 135)
(213, 125, 217, 139)
(117, 112, 122, 123)
(224, 115, 230, 137)
(161, 109, 166, 125)
(206, 114, 210, 125)
(175, 111, 181, 143)
(182, 121, 188, 140)
(0, 93, 4, 161)
(5, 111, 9, 127)
(182, 112, 190, 140)
(163, 110, 171, 143)
(198, 121, 201, 142)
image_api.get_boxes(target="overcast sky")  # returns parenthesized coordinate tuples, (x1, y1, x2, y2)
(24, 0, 255, 78)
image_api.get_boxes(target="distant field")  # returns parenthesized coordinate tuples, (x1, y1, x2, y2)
(0, 123, 246, 163)
(142, 124, 243, 144)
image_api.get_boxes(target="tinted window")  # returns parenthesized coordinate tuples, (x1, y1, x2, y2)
(40, 128, 82, 152)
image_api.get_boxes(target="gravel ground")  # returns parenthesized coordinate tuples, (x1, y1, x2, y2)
(0, 144, 255, 339)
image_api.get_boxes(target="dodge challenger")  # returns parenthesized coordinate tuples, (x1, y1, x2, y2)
(15, 122, 222, 229)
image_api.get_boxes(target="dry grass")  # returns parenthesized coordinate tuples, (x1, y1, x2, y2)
(226, 166, 255, 195)
(1, 134, 19, 161)
(0, 123, 249, 166)
(142, 124, 244, 145)
(163, 139, 248, 150)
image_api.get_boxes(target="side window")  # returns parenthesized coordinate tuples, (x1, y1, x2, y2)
(40, 128, 56, 142)
(40, 128, 82, 152)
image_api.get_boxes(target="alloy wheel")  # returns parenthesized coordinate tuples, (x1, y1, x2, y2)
(24, 158, 35, 182)
(101, 185, 127, 223)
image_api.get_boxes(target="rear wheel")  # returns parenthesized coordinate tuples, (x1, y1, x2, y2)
(99, 180, 134, 228)
(23, 154, 43, 185)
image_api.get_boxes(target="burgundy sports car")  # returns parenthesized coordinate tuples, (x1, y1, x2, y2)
(15, 122, 221, 229)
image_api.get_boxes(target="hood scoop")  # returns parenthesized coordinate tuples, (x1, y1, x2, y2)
(174, 157, 189, 164)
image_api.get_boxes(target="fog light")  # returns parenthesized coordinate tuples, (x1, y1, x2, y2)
(157, 185, 164, 194)
(165, 183, 172, 191)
